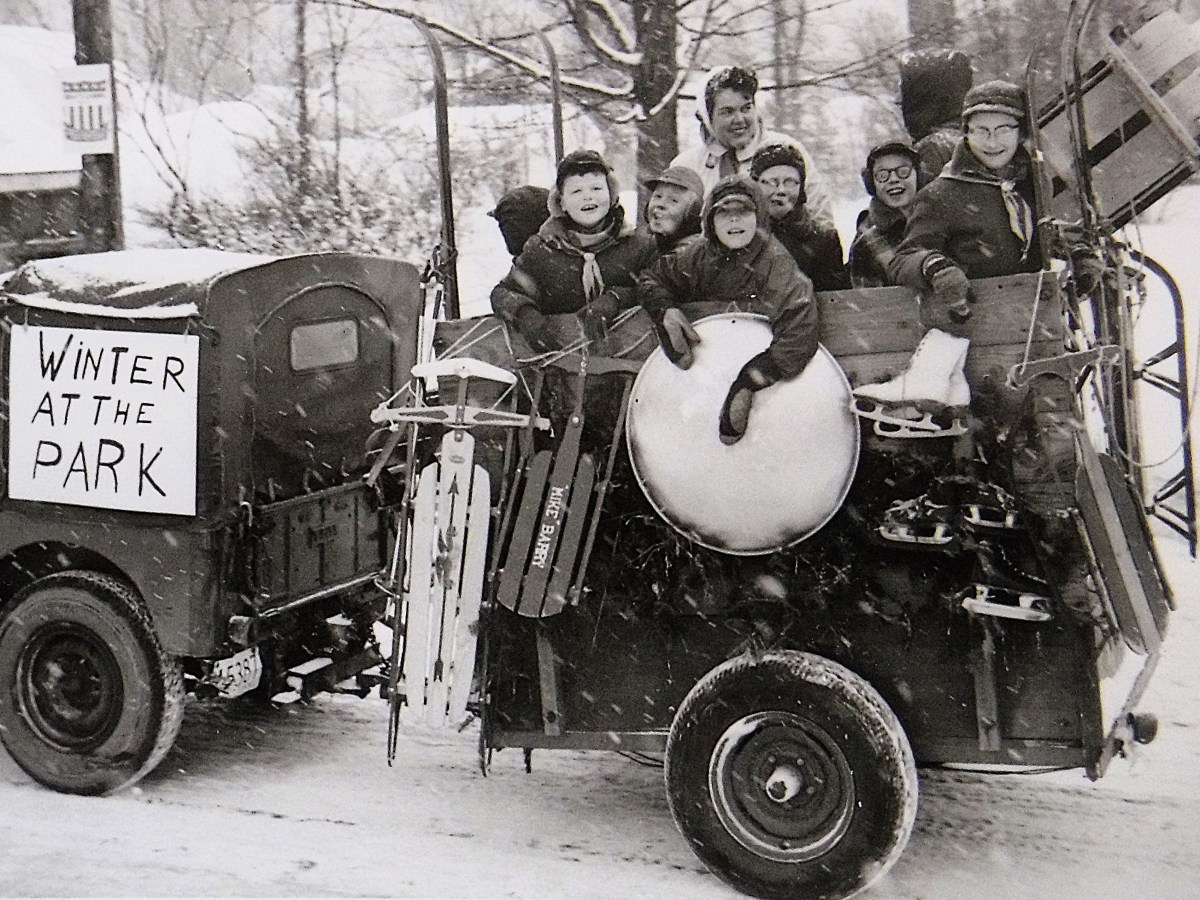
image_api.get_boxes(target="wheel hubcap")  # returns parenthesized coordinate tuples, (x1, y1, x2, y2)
(709, 711, 855, 862)
(17, 624, 123, 751)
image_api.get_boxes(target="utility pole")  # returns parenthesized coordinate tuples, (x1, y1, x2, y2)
(73, 0, 123, 252)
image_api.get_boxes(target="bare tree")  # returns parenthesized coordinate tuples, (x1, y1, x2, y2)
(908, 0, 956, 48)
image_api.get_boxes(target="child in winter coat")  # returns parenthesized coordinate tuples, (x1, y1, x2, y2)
(750, 143, 847, 291)
(490, 150, 657, 352)
(887, 79, 1045, 330)
(638, 174, 819, 445)
(847, 139, 922, 288)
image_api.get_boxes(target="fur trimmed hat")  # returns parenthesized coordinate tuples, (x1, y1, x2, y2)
(554, 149, 611, 189)
(548, 149, 621, 225)
(961, 79, 1027, 123)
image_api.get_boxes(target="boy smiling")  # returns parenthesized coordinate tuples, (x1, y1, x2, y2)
(490, 150, 656, 352)
(888, 80, 1045, 326)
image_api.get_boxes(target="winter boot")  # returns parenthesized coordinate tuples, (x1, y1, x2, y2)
(959, 541, 1053, 622)
(878, 491, 956, 546)
(852, 328, 971, 438)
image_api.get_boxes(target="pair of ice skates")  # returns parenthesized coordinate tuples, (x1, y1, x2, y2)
(855, 330, 1051, 622)
(880, 483, 1051, 622)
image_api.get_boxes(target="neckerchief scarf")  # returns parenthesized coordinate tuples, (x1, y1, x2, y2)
(546, 206, 625, 302)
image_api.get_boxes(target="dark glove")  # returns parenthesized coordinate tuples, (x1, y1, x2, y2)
(516, 306, 556, 353)
(718, 355, 781, 445)
(656, 307, 702, 369)
(924, 256, 971, 322)
(580, 291, 620, 345)
(1070, 251, 1105, 297)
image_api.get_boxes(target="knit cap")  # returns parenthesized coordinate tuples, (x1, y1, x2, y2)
(749, 143, 806, 181)
(961, 80, 1027, 122)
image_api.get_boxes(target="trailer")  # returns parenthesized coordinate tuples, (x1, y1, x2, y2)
(370, 2, 1197, 897)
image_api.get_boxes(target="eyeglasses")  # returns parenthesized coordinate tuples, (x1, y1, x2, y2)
(967, 123, 1020, 140)
(758, 177, 801, 191)
(872, 165, 913, 184)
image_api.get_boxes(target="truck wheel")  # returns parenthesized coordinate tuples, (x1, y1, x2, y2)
(0, 571, 185, 795)
(665, 650, 917, 900)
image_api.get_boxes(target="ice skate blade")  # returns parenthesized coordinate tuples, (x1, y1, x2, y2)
(878, 523, 954, 545)
(961, 591, 1052, 622)
(851, 398, 967, 439)
(962, 506, 1024, 530)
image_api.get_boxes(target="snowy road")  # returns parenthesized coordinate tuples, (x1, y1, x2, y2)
(1, 538, 1198, 899)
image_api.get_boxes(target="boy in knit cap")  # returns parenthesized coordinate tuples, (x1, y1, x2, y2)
(642, 165, 705, 255)
(750, 143, 847, 291)
(847, 138, 922, 288)
(887, 79, 1045, 327)
(490, 150, 657, 352)
(638, 174, 818, 445)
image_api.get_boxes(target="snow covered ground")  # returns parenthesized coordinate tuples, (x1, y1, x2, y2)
(2, 196, 1200, 899)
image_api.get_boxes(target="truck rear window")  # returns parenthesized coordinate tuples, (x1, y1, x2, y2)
(290, 319, 359, 372)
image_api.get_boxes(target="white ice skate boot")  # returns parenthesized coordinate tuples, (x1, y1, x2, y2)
(852, 328, 971, 438)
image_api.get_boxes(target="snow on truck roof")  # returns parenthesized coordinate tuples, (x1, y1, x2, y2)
(0, 249, 275, 319)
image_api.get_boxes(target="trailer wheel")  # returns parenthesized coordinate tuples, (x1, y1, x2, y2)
(665, 651, 917, 900)
(0, 571, 185, 795)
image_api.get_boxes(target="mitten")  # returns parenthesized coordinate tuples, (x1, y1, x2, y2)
(924, 255, 971, 322)
(718, 354, 781, 445)
(516, 306, 556, 353)
(656, 307, 702, 369)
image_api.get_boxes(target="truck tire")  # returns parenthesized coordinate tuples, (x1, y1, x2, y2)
(0, 571, 185, 795)
(665, 650, 917, 900)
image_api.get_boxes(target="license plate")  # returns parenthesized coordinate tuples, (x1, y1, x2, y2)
(209, 646, 263, 698)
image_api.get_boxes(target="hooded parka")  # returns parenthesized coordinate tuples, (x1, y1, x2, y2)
(670, 67, 834, 224)
(638, 174, 818, 381)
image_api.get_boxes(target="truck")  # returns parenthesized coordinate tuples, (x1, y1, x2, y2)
(0, 248, 422, 795)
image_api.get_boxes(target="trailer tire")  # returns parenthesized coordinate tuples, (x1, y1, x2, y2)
(0, 571, 185, 795)
(665, 650, 917, 900)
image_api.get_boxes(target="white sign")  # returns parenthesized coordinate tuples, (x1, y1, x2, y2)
(8, 325, 200, 515)
(59, 64, 114, 154)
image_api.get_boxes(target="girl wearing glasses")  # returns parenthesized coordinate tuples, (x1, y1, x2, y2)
(888, 79, 1045, 329)
(847, 139, 922, 288)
